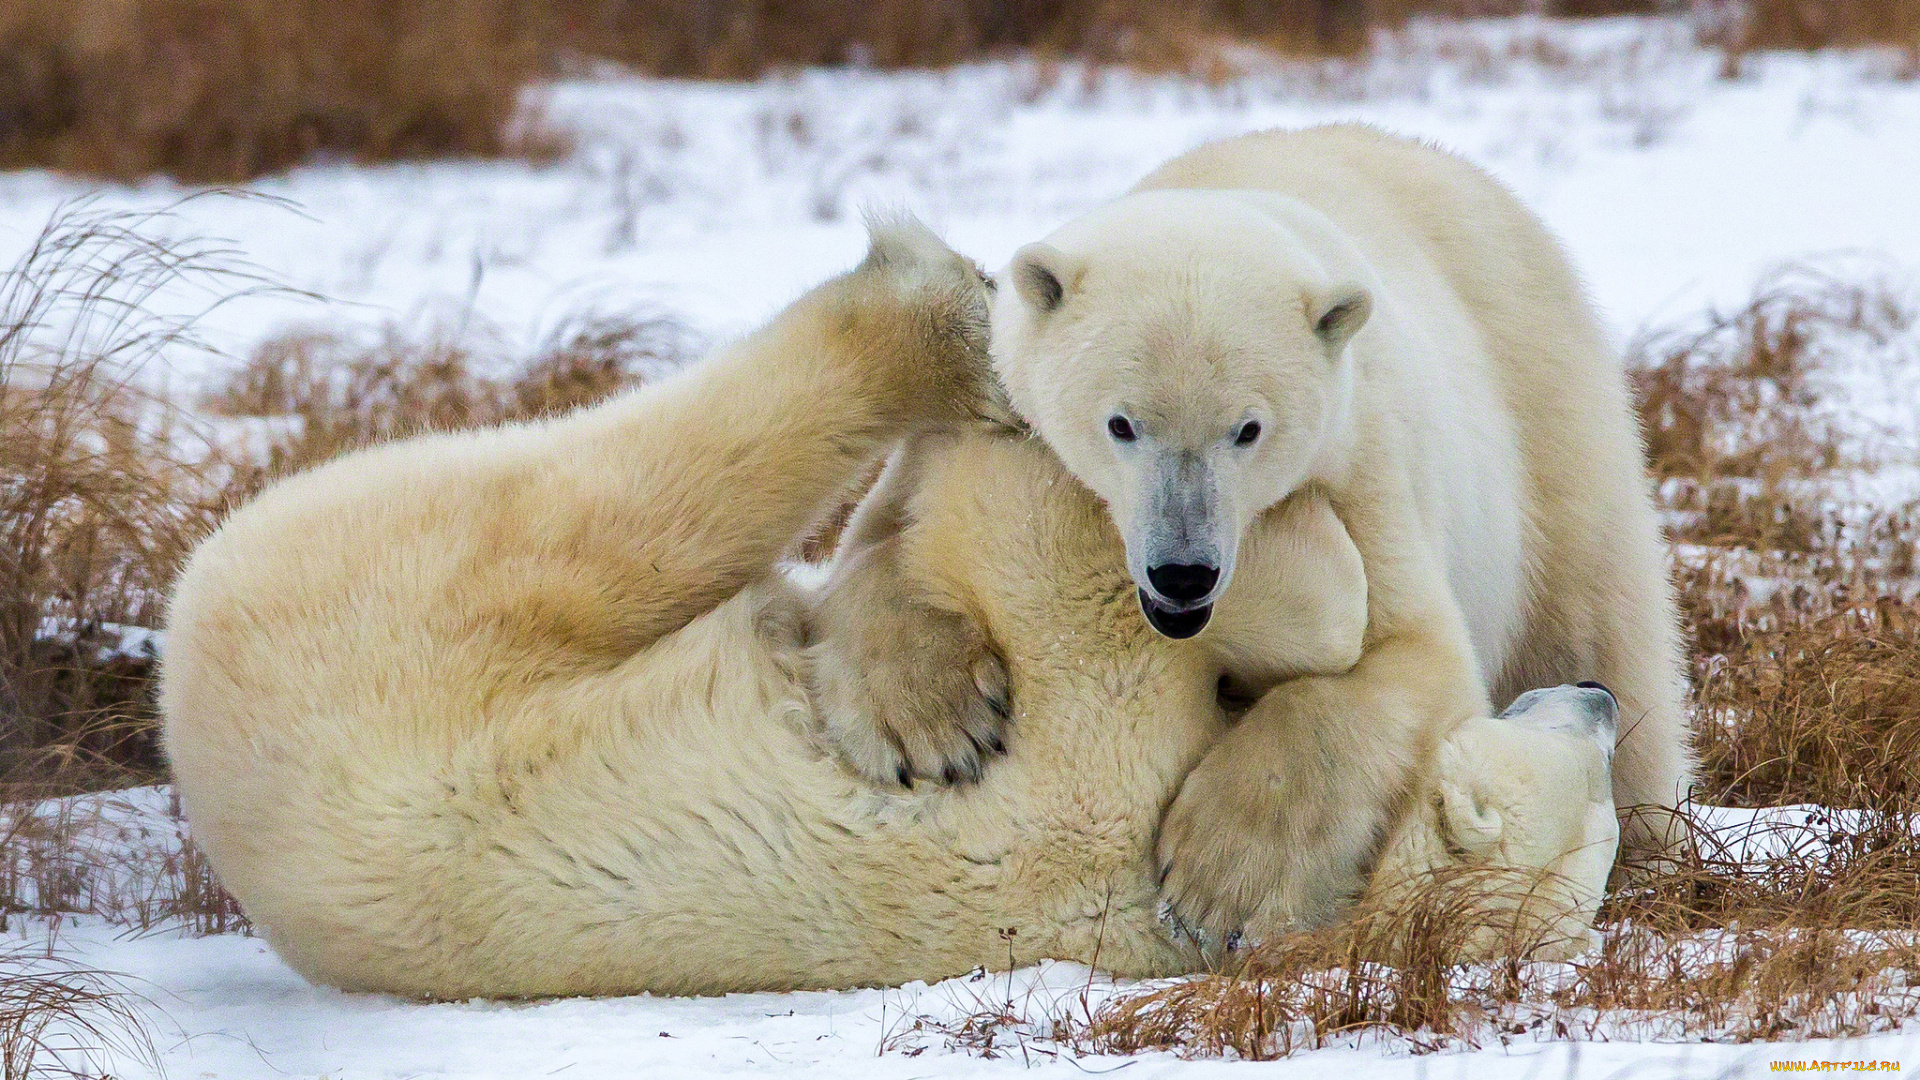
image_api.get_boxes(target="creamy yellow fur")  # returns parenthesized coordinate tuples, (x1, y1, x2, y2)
(162, 210, 1624, 998)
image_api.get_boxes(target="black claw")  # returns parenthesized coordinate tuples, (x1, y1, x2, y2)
(987, 697, 1009, 719)
(1157, 862, 1172, 888)
(941, 764, 961, 785)
(989, 735, 1007, 755)
(896, 764, 914, 789)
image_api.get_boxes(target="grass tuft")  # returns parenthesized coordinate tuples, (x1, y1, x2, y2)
(0, 200, 260, 796)
(0, 946, 156, 1080)
(203, 309, 696, 497)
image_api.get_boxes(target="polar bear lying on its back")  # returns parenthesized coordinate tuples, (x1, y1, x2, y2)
(163, 208, 1623, 998)
(822, 125, 1690, 946)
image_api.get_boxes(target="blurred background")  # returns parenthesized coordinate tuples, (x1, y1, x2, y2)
(2, 0, 1913, 182)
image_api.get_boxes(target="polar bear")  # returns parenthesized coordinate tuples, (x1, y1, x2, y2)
(161, 216, 1623, 998)
(970, 125, 1692, 941)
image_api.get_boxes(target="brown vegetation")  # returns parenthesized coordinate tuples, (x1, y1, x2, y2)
(204, 311, 694, 494)
(1698, 0, 1920, 69)
(0, 204, 244, 796)
(0, 946, 156, 1080)
(0, 205, 691, 1074)
(2, 199, 692, 804)
(0, 0, 1712, 184)
(0, 0, 558, 182)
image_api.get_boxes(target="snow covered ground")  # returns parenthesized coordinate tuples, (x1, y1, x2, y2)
(15, 790, 1915, 1078)
(18, 789, 1913, 1077)
(27, 918, 1920, 1078)
(5, 14, 1920, 1078)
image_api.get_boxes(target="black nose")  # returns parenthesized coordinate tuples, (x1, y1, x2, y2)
(1146, 563, 1219, 606)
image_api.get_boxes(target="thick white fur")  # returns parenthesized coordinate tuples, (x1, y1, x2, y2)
(989, 125, 1691, 939)
(163, 209, 1626, 999)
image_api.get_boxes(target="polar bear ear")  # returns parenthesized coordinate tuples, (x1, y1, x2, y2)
(1007, 243, 1082, 315)
(1437, 780, 1505, 860)
(1311, 283, 1373, 352)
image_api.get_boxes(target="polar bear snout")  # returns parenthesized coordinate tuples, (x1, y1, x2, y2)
(1138, 563, 1220, 638)
(1124, 450, 1242, 638)
(1498, 683, 1620, 767)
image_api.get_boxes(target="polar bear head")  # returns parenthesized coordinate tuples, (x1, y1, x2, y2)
(1426, 682, 1621, 959)
(989, 189, 1372, 638)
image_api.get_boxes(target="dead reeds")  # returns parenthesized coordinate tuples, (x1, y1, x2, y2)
(1, 0, 1720, 182)
(0, 201, 260, 796)
(1696, 0, 1920, 73)
(0, 947, 156, 1080)
(0, 0, 558, 182)
(202, 309, 695, 498)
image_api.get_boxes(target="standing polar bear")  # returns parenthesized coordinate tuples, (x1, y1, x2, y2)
(161, 197, 1628, 998)
(972, 125, 1693, 940)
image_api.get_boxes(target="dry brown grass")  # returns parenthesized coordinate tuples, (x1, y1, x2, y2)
(0, 201, 256, 796)
(203, 309, 695, 498)
(0, 947, 156, 1080)
(0, 0, 1697, 182)
(1632, 265, 1920, 811)
(570, 0, 1403, 77)
(4, 0, 1908, 184)
(0, 787, 250, 937)
(0, 212, 254, 1068)
(1697, 0, 1920, 72)
(0, 0, 560, 182)
(1, 200, 694, 951)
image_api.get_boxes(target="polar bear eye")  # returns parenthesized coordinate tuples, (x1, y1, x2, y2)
(1234, 421, 1262, 446)
(1107, 415, 1138, 443)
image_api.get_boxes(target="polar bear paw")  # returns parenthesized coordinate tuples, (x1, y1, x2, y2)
(806, 556, 1011, 788)
(1152, 717, 1371, 943)
(847, 213, 1000, 427)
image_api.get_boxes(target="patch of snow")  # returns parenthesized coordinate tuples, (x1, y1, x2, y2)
(33, 619, 164, 664)
(6, 916, 1914, 1078)
(2, 787, 191, 929)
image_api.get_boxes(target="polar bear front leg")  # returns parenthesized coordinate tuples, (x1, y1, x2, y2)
(807, 436, 1012, 788)
(510, 217, 995, 655)
(1155, 469, 1488, 944)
